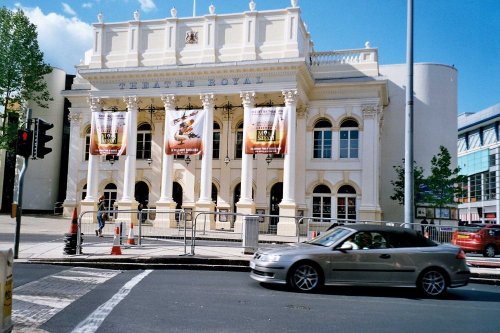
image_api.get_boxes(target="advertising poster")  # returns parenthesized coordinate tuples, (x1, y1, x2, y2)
(245, 107, 287, 154)
(90, 112, 127, 155)
(165, 109, 205, 155)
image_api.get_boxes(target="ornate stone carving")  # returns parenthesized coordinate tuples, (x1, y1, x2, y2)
(87, 96, 102, 112)
(362, 104, 381, 118)
(185, 30, 199, 44)
(68, 111, 82, 124)
(296, 106, 308, 119)
(282, 89, 298, 105)
(170, 7, 177, 18)
(249, 1, 256, 11)
(161, 94, 176, 109)
(200, 93, 215, 107)
(124, 96, 139, 110)
(240, 91, 256, 106)
(209, 4, 215, 15)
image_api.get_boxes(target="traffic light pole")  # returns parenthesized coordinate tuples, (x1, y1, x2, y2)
(13, 109, 31, 259)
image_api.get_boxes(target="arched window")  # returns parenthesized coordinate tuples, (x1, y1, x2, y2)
(235, 122, 244, 159)
(213, 122, 221, 159)
(337, 185, 356, 221)
(313, 119, 332, 159)
(339, 119, 359, 159)
(312, 185, 331, 221)
(137, 123, 152, 160)
(84, 127, 91, 161)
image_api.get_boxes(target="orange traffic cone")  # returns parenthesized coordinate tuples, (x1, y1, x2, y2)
(127, 221, 136, 245)
(110, 226, 122, 255)
(69, 207, 78, 234)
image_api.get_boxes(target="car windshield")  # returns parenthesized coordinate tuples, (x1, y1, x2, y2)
(306, 227, 353, 247)
(457, 225, 483, 232)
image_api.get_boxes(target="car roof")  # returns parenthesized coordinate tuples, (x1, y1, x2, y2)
(340, 223, 417, 235)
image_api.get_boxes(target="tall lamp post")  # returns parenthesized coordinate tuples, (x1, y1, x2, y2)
(404, 0, 414, 227)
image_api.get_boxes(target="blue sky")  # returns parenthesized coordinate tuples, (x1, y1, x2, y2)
(3, 0, 499, 114)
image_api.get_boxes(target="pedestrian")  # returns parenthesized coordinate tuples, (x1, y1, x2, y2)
(96, 195, 106, 237)
(421, 217, 428, 234)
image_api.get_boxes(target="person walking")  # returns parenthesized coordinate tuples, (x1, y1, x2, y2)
(96, 195, 106, 237)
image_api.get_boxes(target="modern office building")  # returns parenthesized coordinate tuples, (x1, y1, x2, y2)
(61, 1, 459, 235)
(457, 104, 500, 224)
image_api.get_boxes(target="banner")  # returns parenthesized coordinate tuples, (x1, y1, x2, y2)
(165, 109, 205, 155)
(90, 112, 127, 155)
(245, 107, 287, 154)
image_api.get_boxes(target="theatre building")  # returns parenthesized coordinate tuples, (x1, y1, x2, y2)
(61, 1, 459, 235)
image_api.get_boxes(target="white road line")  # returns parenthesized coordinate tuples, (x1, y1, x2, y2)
(70, 270, 152, 333)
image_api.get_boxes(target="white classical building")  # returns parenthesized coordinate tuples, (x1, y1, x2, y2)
(61, 1, 458, 235)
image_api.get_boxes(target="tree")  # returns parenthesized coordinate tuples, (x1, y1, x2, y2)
(0, 7, 52, 151)
(390, 159, 425, 205)
(421, 145, 466, 210)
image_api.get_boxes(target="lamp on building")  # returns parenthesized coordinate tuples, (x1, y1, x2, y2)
(184, 155, 191, 165)
(106, 154, 118, 165)
(147, 158, 152, 166)
(266, 154, 273, 165)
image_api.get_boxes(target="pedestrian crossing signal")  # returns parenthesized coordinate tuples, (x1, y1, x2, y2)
(16, 129, 33, 158)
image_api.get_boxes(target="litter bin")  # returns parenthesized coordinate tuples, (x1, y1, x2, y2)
(242, 216, 259, 254)
(0, 248, 13, 333)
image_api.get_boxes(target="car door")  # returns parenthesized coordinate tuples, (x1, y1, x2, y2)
(327, 232, 396, 285)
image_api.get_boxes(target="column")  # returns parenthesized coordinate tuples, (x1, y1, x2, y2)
(80, 97, 101, 223)
(156, 94, 178, 227)
(195, 93, 216, 229)
(117, 96, 139, 224)
(278, 89, 298, 236)
(62, 110, 82, 217)
(358, 104, 383, 221)
(234, 92, 256, 233)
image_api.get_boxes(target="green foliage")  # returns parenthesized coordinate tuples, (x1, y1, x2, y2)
(0, 7, 52, 150)
(421, 145, 467, 209)
(390, 159, 425, 205)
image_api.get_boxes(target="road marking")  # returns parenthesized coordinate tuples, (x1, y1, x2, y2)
(13, 267, 120, 331)
(71, 270, 152, 333)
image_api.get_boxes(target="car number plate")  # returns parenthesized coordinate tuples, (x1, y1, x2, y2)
(457, 234, 469, 239)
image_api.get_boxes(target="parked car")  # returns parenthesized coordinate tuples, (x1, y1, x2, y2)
(451, 224, 500, 257)
(250, 224, 470, 297)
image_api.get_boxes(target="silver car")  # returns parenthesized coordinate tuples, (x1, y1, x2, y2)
(250, 224, 470, 297)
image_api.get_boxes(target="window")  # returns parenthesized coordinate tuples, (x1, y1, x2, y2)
(235, 123, 243, 158)
(213, 122, 221, 159)
(104, 183, 117, 217)
(484, 171, 496, 201)
(84, 127, 91, 161)
(313, 119, 332, 159)
(470, 173, 482, 202)
(339, 119, 359, 159)
(468, 130, 480, 149)
(136, 123, 152, 160)
(337, 185, 356, 221)
(312, 185, 331, 221)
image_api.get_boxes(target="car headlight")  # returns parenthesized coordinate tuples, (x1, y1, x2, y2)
(259, 254, 281, 262)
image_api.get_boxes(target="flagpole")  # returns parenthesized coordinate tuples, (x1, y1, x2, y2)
(193, 0, 196, 17)
(404, 0, 414, 228)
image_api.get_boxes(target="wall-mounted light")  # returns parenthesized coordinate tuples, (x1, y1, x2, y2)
(147, 158, 152, 166)
(266, 154, 273, 165)
(185, 155, 191, 165)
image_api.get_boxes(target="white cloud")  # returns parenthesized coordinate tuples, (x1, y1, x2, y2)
(22, 7, 93, 74)
(62, 2, 77, 16)
(82, 3, 93, 9)
(138, 0, 156, 12)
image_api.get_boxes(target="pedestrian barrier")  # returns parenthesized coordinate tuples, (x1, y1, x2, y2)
(0, 248, 13, 333)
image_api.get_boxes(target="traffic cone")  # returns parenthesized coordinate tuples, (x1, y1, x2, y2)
(69, 207, 78, 234)
(110, 226, 122, 255)
(127, 221, 136, 245)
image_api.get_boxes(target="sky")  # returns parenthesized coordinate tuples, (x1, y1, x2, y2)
(2, 0, 499, 115)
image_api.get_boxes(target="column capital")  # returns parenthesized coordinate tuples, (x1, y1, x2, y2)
(87, 96, 102, 112)
(296, 106, 309, 119)
(240, 91, 256, 107)
(161, 94, 176, 109)
(68, 111, 82, 124)
(282, 89, 298, 105)
(362, 104, 382, 118)
(200, 93, 215, 108)
(123, 96, 139, 109)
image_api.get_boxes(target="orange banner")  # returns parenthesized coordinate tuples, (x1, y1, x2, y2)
(165, 109, 205, 155)
(245, 107, 287, 154)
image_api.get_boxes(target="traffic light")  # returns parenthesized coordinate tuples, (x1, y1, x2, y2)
(33, 118, 54, 159)
(16, 129, 33, 158)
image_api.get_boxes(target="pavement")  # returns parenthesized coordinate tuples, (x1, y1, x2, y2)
(1, 213, 500, 285)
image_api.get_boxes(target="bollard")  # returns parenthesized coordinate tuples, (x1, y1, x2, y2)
(0, 248, 13, 333)
(242, 216, 259, 255)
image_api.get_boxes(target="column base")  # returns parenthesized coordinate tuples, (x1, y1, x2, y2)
(154, 201, 179, 228)
(359, 206, 383, 222)
(116, 200, 139, 226)
(215, 203, 232, 230)
(80, 200, 97, 224)
(277, 203, 297, 236)
(234, 201, 256, 234)
(62, 200, 77, 218)
(195, 201, 216, 231)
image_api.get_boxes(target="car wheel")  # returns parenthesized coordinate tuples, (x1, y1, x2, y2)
(483, 244, 496, 258)
(288, 262, 323, 292)
(418, 269, 448, 297)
